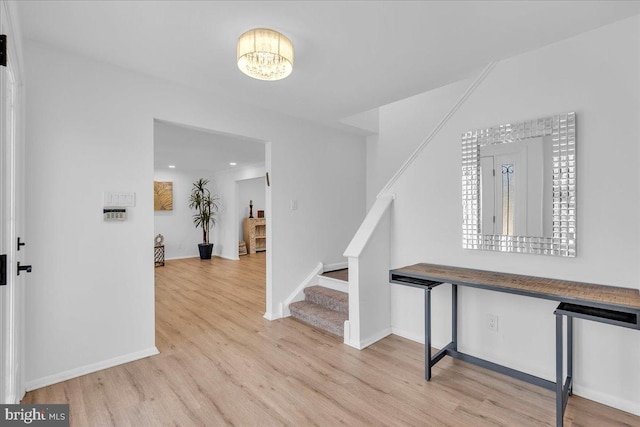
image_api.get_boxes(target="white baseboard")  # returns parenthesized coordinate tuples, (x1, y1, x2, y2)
(358, 327, 392, 349)
(391, 327, 451, 350)
(25, 347, 159, 391)
(217, 254, 239, 261)
(263, 312, 281, 321)
(572, 384, 640, 416)
(323, 261, 347, 272)
(165, 254, 239, 261)
(165, 255, 199, 261)
(390, 327, 425, 344)
(346, 327, 393, 350)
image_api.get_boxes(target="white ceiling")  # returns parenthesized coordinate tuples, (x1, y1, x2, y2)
(154, 120, 265, 173)
(17, 1, 640, 130)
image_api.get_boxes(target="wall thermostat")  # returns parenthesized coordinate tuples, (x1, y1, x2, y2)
(103, 208, 127, 221)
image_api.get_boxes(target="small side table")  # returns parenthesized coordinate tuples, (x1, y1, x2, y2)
(154, 244, 165, 267)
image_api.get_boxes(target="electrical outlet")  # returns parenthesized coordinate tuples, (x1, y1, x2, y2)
(487, 314, 499, 332)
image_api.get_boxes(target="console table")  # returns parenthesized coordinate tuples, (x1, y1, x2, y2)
(389, 263, 640, 427)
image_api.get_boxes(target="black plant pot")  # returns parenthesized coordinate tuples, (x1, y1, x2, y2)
(198, 243, 214, 260)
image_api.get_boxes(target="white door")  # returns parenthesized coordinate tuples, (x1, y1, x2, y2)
(1, 1, 26, 404)
(481, 145, 528, 236)
(480, 155, 496, 235)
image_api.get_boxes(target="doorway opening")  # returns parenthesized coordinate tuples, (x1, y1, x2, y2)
(237, 177, 267, 255)
(152, 119, 270, 324)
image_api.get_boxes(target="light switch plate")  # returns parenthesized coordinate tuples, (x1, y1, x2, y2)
(104, 191, 136, 207)
(103, 208, 127, 221)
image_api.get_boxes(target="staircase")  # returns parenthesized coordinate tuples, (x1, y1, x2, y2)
(289, 270, 348, 337)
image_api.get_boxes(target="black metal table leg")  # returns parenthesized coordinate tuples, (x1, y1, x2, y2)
(556, 313, 564, 427)
(567, 316, 573, 396)
(452, 284, 458, 351)
(425, 288, 432, 380)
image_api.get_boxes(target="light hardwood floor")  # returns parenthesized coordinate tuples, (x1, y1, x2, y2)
(24, 254, 639, 426)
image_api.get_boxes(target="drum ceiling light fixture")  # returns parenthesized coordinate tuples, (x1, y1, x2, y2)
(237, 28, 294, 81)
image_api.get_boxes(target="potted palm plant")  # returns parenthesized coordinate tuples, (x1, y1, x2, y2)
(189, 178, 220, 260)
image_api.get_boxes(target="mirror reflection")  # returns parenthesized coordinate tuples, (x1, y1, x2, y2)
(480, 136, 553, 237)
(461, 112, 576, 257)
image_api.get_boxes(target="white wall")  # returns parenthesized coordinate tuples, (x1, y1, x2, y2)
(213, 163, 265, 260)
(23, 41, 365, 388)
(366, 78, 470, 207)
(153, 168, 266, 260)
(237, 177, 266, 240)
(372, 16, 640, 414)
(153, 169, 216, 260)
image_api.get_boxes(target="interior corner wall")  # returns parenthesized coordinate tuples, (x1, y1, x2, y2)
(154, 169, 215, 260)
(374, 16, 640, 414)
(23, 41, 366, 388)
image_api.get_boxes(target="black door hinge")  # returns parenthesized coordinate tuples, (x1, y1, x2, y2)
(0, 35, 7, 67)
(0, 254, 7, 286)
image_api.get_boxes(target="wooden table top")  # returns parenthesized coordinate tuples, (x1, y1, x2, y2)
(390, 263, 640, 311)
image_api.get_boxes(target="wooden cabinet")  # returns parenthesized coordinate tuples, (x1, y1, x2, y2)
(243, 218, 266, 254)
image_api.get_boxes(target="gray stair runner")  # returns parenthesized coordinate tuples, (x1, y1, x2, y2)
(289, 285, 348, 337)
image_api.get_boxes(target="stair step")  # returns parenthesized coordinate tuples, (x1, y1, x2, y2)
(321, 268, 348, 282)
(305, 286, 348, 314)
(289, 301, 348, 337)
(318, 275, 348, 293)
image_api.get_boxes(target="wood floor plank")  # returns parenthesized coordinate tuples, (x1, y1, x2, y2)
(23, 253, 639, 426)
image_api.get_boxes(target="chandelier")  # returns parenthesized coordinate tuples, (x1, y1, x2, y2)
(237, 28, 294, 81)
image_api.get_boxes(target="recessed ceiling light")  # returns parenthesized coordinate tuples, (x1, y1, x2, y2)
(229, 162, 237, 166)
(168, 165, 176, 168)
